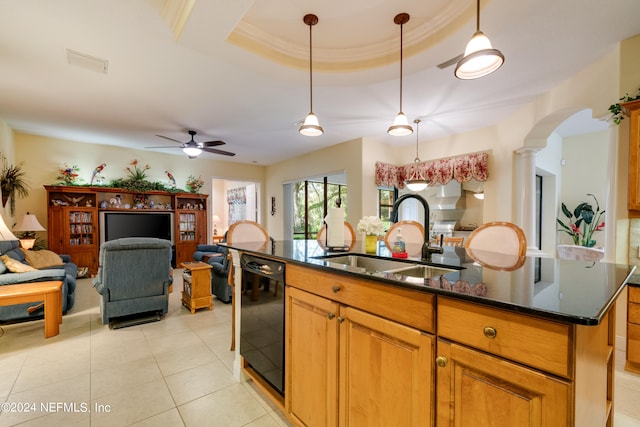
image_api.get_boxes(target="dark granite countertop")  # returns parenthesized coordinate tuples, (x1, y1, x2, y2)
(223, 239, 635, 326)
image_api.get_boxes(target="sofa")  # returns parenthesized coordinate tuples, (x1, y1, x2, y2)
(0, 240, 77, 323)
(192, 244, 232, 303)
(93, 237, 173, 325)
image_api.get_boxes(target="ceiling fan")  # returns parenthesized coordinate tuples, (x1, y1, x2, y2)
(146, 130, 236, 159)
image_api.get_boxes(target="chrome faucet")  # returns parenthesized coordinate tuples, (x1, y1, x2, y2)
(390, 193, 443, 261)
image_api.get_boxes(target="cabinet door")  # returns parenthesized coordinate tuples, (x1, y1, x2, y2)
(47, 206, 65, 254)
(339, 306, 434, 427)
(435, 339, 570, 427)
(286, 286, 339, 427)
(626, 100, 640, 212)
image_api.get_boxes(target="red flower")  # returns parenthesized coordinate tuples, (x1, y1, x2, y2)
(570, 223, 582, 235)
(595, 222, 605, 231)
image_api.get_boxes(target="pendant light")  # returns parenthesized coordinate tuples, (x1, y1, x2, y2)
(454, 0, 504, 80)
(299, 14, 323, 136)
(405, 119, 429, 191)
(388, 13, 413, 137)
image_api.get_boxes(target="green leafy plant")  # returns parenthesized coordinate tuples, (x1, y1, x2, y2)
(125, 159, 150, 181)
(0, 154, 30, 216)
(557, 194, 605, 247)
(609, 88, 640, 125)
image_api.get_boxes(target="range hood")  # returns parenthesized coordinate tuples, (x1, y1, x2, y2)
(425, 181, 466, 210)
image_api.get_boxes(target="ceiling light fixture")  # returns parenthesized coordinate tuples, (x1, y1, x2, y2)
(454, 0, 504, 79)
(182, 142, 202, 158)
(405, 119, 429, 191)
(388, 13, 413, 136)
(299, 14, 323, 137)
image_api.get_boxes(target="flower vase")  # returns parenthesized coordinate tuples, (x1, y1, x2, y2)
(365, 234, 377, 254)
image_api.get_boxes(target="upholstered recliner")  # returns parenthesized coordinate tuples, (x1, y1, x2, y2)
(93, 237, 173, 325)
(192, 244, 231, 303)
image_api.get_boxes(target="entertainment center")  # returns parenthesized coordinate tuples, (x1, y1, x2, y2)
(45, 185, 208, 275)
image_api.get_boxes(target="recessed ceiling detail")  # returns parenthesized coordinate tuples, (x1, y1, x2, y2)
(160, 0, 196, 41)
(227, 0, 477, 72)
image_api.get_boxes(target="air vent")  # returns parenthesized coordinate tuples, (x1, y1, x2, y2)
(66, 49, 109, 74)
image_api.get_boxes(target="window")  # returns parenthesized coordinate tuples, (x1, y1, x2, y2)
(378, 188, 395, 230)
(293, 178, 347, 239)
(535, 175, 542, 282)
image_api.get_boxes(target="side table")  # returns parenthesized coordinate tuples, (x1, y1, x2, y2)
(180, 261, 213, 313)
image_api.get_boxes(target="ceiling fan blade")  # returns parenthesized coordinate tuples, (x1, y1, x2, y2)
(203, 147, 236, 156)
(145, 145, 180, 149)
(437, 53, 464, 69)
(155, 134, 183, 144)
(202, 140, 226, 147)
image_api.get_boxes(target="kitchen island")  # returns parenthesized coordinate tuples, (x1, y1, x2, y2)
(225, 239, 635, 427)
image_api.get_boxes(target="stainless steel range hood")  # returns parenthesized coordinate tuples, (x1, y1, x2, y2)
(425, 181, 466, 210)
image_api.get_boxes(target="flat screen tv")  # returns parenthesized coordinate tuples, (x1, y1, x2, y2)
(99, 211, 174, 245)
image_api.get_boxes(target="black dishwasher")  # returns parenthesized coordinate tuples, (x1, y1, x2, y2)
(240, 253, 286, 395)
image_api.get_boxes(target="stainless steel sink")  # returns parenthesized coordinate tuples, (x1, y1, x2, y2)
(383, 264, 458, 279)
(313, 254, 414, 274)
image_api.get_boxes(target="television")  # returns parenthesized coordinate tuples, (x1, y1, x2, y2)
(99, 211, 174, 245)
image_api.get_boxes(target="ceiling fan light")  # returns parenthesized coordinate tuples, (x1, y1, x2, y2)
(299, 112, 323, 136)
(388, 112, 413, 136)
(182, 146, 202, 157)
(405, 180, 428, 192)
(455, 31, 504, 79)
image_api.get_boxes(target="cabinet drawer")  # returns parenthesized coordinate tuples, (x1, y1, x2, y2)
(629, 286, 640, 304)
(287, 263, 434, 332)
(629, 302, 640, 324)
(438, 297, 572, 378)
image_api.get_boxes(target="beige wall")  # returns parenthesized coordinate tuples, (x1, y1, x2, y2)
(12, 132, 265, 244)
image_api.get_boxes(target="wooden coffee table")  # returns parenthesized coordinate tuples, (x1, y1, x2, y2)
(0, 281, 63, 338)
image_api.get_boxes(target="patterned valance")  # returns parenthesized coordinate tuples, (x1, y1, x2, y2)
(375, 152, 489, 189)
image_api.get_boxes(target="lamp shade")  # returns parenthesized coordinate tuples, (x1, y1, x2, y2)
(182, 146, 202, 157)
(454, 31, 504, 79)
(388, 112, 413, 136)
(13, 213, 46, 232)
(0, 213, 18, 241)
(299, 112, 323, 136)
(405, 180, 428, 192)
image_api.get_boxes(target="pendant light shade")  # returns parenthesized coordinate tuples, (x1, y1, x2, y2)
(388, 13, 413, 137)
(405, 119, 429, 192)
(299, 14, 323, 137)
(455, 0, 504, 80)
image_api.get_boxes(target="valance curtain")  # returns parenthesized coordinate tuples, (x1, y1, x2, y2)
(375, 152, 489, 189)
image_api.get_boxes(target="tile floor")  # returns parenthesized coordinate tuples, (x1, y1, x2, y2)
(0, 272, 640, 426)
(0, 272, 291, 427)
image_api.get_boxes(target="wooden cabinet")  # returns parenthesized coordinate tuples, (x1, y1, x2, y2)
(285, 264, 434, 427)
(45, 186, 209, 272)
(626, 285, 640, 372)
(625, 99, 640, 214)
(175, 195, 207, 265)
(435, 339, 570, 427)
(180, 261, 212, 313)
(46, 188, 98, 274)
(436, 297, 616, 427)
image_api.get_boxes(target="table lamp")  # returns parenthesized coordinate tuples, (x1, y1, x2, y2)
(0, 213, 18, 241)
(13, 212, 45, 249)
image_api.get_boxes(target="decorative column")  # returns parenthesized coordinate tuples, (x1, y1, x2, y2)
(514, 147, 543, 255)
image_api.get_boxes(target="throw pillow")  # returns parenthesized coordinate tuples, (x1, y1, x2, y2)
(20, 249, 64, 269)
(0, 254, 36, 273)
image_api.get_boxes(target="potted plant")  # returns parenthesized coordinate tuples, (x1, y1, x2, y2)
(0, 154, 30, 216)
(556, 193, 605, 248)
(608, 88, 640, 125)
